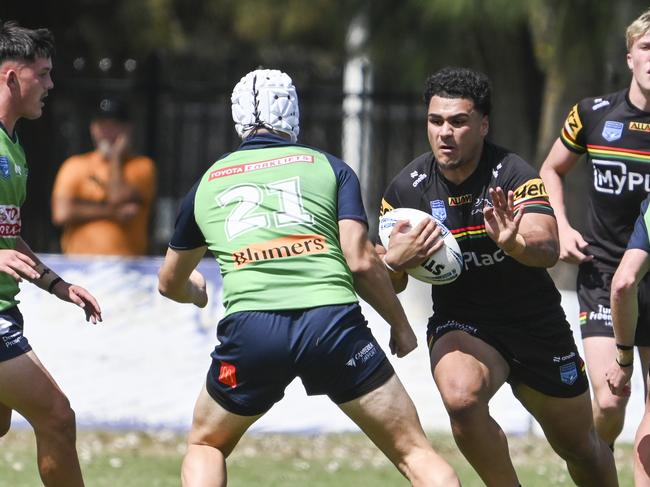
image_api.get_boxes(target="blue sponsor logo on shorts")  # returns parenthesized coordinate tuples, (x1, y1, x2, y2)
(559, 362, 578, 385)
(430, 200, 447, 222)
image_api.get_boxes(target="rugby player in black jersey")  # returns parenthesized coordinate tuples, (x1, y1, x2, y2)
(540, 8, 650, 453)
(378, 66, 617, 486)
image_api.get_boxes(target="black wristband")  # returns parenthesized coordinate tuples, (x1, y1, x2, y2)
(47, 277, 63, 294)
(616, 343, 634, 351)
(616, 357, 633, 368)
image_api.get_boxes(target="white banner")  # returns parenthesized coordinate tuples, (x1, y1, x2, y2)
(10, 255, 644, 440)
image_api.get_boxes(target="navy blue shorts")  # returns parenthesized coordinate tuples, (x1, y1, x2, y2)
(0, 307, 31, 362)
(205, 303, 395, 416)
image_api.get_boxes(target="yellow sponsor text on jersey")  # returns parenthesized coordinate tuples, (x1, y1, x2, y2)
(512, 178, 548, 203)
(629, 121, 650, 132)
(448, 194, 472, 206)
(379, 198, 394, 216)
(563, 104, 582, 141)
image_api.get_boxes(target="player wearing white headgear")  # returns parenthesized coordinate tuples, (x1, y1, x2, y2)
(231, 69, 300, 143)
(158, 68, 460, 486)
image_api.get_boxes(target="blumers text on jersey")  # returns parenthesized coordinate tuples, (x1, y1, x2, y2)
(381, 141, 564, 326)
(0, 126, 28, 311)
(560, 89, 650, 268)
(170, 134, 365, 316)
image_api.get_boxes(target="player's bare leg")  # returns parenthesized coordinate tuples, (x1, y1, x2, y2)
(583, 336, 628, 447)
(338, 373, 459, 487)
(431, 330, 517, 487)
(182, 384, 262, 487)
(0, 402, 12, 437)
(0, 351, 83, 487)
(515, 384, 617, 486)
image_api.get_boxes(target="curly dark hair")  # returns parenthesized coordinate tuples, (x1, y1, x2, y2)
(423, 67, 491, 116)
(0, 20, 55, 65)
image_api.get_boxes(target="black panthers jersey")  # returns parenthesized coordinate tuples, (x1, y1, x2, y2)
(560, 89, 650, 269)
(381, 141, 564, 326)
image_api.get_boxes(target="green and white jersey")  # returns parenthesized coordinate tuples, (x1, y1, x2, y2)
(0, 125, 28, 310)
(170, 134, 367, 316)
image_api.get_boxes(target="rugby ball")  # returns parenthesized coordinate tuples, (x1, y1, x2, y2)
(379, 207, 463, 285)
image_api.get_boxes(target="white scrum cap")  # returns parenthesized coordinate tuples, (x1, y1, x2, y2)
(231, 69, 300, 143)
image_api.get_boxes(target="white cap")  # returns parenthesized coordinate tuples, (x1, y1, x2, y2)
(231, 69, 300, 143)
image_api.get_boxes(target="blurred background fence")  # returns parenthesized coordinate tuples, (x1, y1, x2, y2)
(18, 52, 431, 255)
(4, 0, 650, 288)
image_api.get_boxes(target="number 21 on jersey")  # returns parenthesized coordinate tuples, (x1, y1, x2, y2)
(217, 176, 314, 240)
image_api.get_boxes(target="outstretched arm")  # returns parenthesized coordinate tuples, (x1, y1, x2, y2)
(13, 238, 102, 323)
(339, 219, 416, 357)
(158, 246, 208, 308)
(605, 248, 650, 396)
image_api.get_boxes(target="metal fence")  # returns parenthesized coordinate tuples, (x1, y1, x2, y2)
(19, 54, 435, 254)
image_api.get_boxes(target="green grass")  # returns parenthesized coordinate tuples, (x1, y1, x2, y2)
(0, 429, 633, 486)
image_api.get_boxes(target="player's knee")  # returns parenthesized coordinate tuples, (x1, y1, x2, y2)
(35, 397, 76, 442)
(399, 446, 460, 487)
(552, 428, 601, 466)
(594, 390, 628, 417)
(441, 388, 484, 422)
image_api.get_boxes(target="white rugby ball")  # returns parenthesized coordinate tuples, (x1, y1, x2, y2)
(379, 207, 463, 285)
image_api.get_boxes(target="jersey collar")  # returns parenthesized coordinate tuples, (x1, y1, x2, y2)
(238, 133, 294, 151)
(625, 89, 650, 115)
(0, 121, 18, 144)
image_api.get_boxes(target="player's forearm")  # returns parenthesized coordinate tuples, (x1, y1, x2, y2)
(611, 277, 640, 349)
(382, 257, 409, 294)
(539, 164, 571, 228)
(503, 231, 559, 267)
(352, 251, 411, 331)
(158, 278, 201, 305)
(374, 244, 408, 293)
(16, 238, 65, 293)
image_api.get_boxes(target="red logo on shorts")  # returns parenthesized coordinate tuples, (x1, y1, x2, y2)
(218, 361, 237, 388)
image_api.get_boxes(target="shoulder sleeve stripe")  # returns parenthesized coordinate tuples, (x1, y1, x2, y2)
(560, 128, 586, 153)
(559, 104, 586, 154)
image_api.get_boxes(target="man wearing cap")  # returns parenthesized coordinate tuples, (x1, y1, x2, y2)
(51, 96, 157, 255)
(157, 69, 460, 486)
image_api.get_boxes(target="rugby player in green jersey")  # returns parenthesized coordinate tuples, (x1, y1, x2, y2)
(158, 69, 459, 487)
(606, 194, 650, 486)
(0, 20, 102, 487)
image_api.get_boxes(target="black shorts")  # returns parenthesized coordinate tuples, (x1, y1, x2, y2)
(577, 261, 650, 345)
(205, 303, 395, 416)
(427, 315, 588, 398)
(0, 307, 31, 362)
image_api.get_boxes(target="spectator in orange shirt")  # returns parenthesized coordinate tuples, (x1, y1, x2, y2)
(51, 97, 157, 255)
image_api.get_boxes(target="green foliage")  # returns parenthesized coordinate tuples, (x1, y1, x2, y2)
(411, 0, 528, 27)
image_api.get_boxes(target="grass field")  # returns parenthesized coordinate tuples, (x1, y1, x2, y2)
(0, 428, 633, 486)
